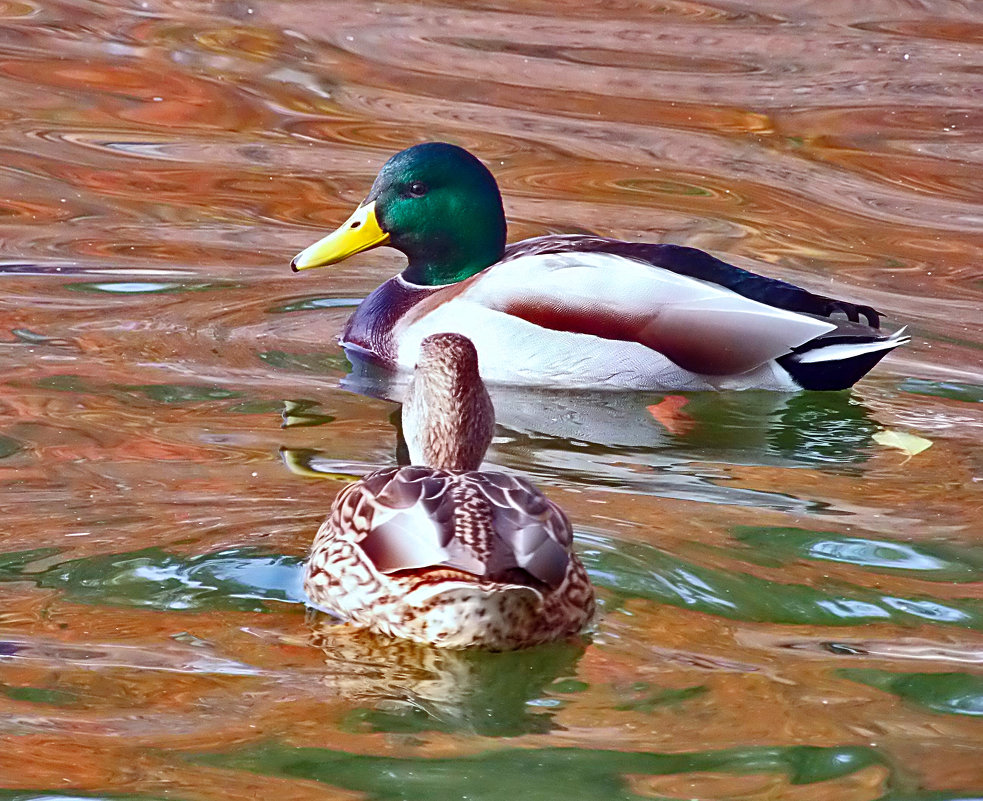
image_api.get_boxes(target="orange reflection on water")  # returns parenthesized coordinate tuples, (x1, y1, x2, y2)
(0, 0, 982, 799)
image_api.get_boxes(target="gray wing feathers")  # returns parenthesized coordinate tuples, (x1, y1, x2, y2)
(346, 467, 454, 573)
(347, 467, 572, 588)
(465, 472, 573, 588)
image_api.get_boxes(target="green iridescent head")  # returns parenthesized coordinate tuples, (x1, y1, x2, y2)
(291, 143, 507, 286)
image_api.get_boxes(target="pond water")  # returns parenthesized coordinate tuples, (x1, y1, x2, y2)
(1, 0, 983, 798)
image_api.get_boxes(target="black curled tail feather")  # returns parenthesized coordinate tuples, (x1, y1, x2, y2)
(777, 330, 908, 390)
(777, 349, 893, 390)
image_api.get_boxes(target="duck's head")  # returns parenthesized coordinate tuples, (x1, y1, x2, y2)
(403, 332, 495, 471)
(292, 143, 507, 286)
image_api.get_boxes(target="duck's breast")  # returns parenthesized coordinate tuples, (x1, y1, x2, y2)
(342, 277, 444, 363)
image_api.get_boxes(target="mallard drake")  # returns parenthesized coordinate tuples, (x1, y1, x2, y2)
(292, 142, 907, 391)
(303, 332, 595, 649)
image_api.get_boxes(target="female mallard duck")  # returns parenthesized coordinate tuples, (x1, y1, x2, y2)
(292, 142, 907, 391)
(303, 332, 595, 649)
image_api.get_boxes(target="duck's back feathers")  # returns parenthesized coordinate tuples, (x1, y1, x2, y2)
(330, 466, 574, 590)
(306, 464, 593, 648)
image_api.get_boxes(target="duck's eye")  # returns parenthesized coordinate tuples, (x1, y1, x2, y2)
(406, 181, 428, 198)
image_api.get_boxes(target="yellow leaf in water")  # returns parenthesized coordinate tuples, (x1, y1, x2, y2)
(873, 429, 933, 456)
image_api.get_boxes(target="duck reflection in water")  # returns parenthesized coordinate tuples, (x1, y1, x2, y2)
(304, 618, 586, 737)
(283, 349, 880, 521)
(339, 348, 881, 469)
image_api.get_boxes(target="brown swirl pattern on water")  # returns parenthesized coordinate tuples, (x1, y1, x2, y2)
(2, 3, 981, 310)
(1, 1, 983, 798)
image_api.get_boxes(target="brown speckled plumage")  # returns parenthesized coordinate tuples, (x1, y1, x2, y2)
(303, 333, 594, 649)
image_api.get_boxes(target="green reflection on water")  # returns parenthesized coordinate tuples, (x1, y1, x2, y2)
(3, 548, 305, 613)
(35, 375, 94, 393)
(259, 350, 350, 374)
(225, 399, 287, 414)
(612, 681, 707, 712)
(333, 640, 586, 738)
(3, 540, 982, 630)
(586, 539, 983, 629)
(0, 684, 80, 706)
(840, 669, 983, 717)
(766, 392, 878, 464)
(0, 435, 21, 459)
(732, 526, 983, 582)
(0, 547, 61, 579)
(197, 742, 885, 800)
(659, 390, 876, 465)
(618, 178, 713, 197)
(901, 378, 983, 404)
(119, 384, 242, 403)
(551, 678, 589, 693)
(36, 375, 245, 405)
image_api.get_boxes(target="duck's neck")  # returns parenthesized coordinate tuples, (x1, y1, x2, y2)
(404, 361, 495, 471)
(401, 253, 494, 286)
(396, 212, 507, 286)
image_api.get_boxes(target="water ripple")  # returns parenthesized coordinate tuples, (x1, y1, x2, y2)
(0, 1, 982, 797)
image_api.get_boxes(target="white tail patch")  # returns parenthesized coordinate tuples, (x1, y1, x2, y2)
(795, 328, 909, 364)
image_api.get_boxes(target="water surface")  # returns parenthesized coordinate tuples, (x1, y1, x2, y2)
(1, 1, 982, 799)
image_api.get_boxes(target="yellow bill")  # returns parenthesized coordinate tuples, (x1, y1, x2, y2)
(291, 201, 389, 271)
